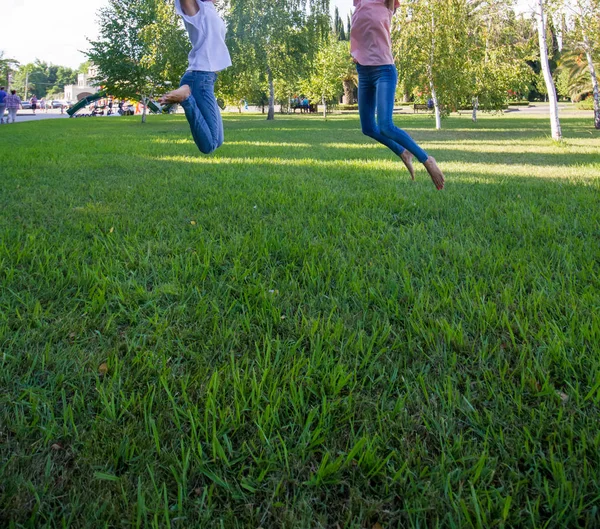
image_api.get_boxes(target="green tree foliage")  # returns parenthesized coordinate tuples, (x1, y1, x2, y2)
(0, 51, 19, 88)
(395, 0, 473, 129)
(465, 0, 533, 120)
(333, 7, 347, 40)
(224, 0, 330, 119)
(87, 0, 188, 122)
(301, 38, 351, 117)
(77, 61, 92, 75)
(558, 0, 600, 127)
(10, 60, 77, 99)
(140, 1, 190, 89)
(394, 1, 537, 125)
(557, 49, 598, 99)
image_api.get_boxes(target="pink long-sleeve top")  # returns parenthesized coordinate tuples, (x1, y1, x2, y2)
(350, 0, 399, 66)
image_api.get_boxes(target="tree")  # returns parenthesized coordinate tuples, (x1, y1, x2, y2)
(9, 60, 77, 99)
(392, 11, 422, 102)
(301, 38, 350, 118)
(395, 0, 472, 130)
(535, 0, 562, 139)
(0, 51, 19, 88)
(77, 61, 92, 75)
(87, 0, 188, 123)
(565, 0, 600, 128)
(140, 0, 190, 91)
(556, 48, 598, 101)
(225, 0, 330, 120)
(334, 7, 347, 40)
(466, 0, 533, 121)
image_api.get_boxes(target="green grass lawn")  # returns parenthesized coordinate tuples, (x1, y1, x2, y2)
(1, 112, 599, 528)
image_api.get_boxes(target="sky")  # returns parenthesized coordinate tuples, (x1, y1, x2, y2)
(2, 0, 532, 70)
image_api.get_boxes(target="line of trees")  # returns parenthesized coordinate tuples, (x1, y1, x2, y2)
(0, 51, 89, 100)
(84, 0, 598, 131)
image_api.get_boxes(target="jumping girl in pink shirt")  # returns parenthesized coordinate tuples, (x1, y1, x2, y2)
(351, 0, 445, 189)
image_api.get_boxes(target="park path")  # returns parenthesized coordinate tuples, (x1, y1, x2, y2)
(4, 102, 591, 123)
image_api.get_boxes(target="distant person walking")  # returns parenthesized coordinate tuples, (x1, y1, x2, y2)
(159, 0, 232, 154)
(0, 86, 7, 124)
(30, 95, 38, 115)
(5, 90, 22, 124)
(351, 0, 445, 189)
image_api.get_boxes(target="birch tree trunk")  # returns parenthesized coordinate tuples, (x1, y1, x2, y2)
(267, 65, 275, 121)
(429, 7, 441, 130)
(582, 31, 600, 129)
(472, 97, 478, 122)
(141, 95, 147, 124)
(535, 0, 562, 140)
(430, 81, 442, 130)
(322, 94, 326, 119)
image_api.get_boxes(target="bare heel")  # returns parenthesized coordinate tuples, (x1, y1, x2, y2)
(423, 156, 445, 190)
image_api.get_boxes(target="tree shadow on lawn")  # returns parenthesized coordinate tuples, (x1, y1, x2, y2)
(148, 138, 600, 171)
(145, 115, 600, 170)
(128, 153, 599, 220)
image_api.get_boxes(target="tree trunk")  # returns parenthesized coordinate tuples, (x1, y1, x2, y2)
(582, 32, 600, 129)
(141, 95, 147, 124)
(535, 0, 561, 140)
(429, 80, 441, 130)
(322, 94, 326, 119)
(403, 90, 410, 103)
(472, 97, 478, 122)
(267, 65, 275, 121)
(342, 79, 354, 104)
(428, 9, 441, 130)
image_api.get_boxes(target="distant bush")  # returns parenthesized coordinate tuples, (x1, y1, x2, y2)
(576, 98, 594, 110)
(338, 104, 358, 111)
(508, 101, 530, 107)
(457, 105, 509, 111)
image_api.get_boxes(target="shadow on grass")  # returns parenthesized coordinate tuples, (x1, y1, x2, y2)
(131, 114, 600, 171)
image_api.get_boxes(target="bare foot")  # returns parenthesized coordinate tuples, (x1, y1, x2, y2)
(401, 150, 415, 181)
(159, 85, 191, 105)
(423, 156, 445, 190)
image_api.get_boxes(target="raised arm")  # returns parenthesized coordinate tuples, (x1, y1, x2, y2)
(179, 0, 199, 16)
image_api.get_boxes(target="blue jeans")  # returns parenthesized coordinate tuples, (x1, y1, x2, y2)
(357, 64, 428, 164)
(179, 70, 224, 154)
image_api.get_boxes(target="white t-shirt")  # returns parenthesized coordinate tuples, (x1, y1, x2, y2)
(175, 0, 232, 72)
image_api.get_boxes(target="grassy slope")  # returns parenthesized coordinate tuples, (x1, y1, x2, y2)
(1, 113, 599, 528)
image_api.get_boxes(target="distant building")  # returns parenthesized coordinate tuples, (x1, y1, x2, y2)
(64, 65, 99, 101)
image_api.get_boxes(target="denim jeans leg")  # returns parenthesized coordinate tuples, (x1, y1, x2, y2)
(357, 65, 406, 158)
(376, 66, 429, 164)
(179, 71, 224, 154)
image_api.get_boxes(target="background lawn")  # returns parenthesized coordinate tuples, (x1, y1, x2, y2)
(1, 113, 599, 528)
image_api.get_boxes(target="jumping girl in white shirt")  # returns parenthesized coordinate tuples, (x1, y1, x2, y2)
(160, 0, 231, 154)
